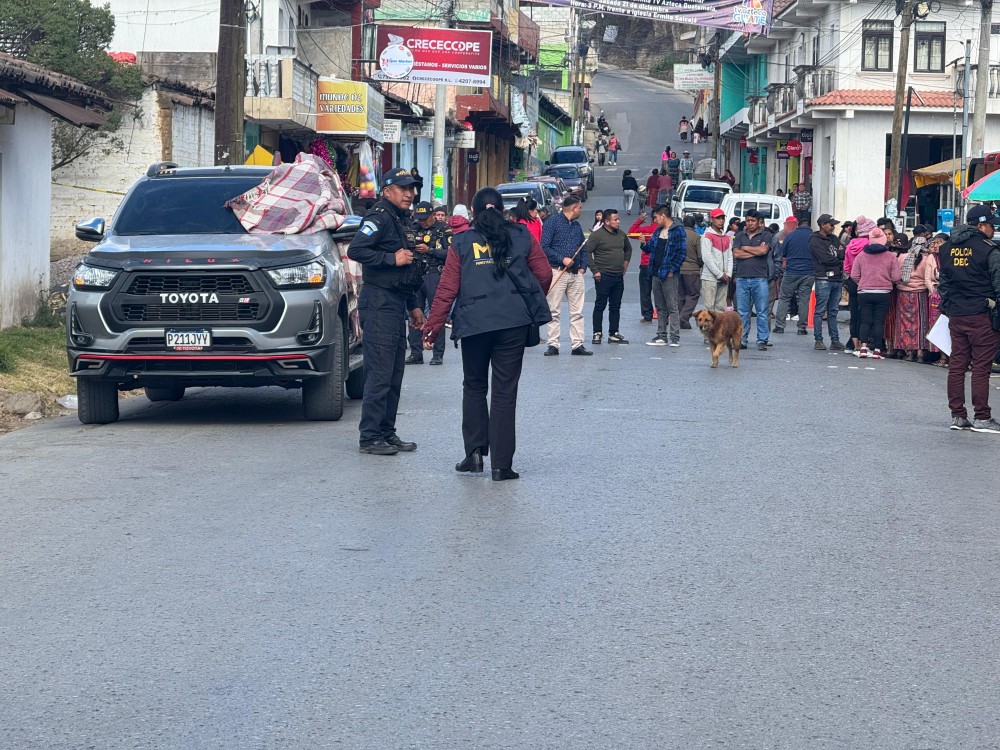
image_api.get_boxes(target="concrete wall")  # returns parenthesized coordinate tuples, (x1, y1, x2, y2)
(50, 87, 215, 259)
(108, 0, 220, 54)
(298, 27, 352, 79)
(0, 105, 52, 328)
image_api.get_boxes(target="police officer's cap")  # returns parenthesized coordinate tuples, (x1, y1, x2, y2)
(413, 202, 434, 217)
(967, 204, 1000, 225)
(382, 167, 419, 188)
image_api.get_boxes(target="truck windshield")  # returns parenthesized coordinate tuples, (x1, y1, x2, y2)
(685, 187, 729, 204)
(114, 177, 265, 235)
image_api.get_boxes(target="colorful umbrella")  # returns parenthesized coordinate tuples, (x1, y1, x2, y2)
(962, 170, 1000, 201)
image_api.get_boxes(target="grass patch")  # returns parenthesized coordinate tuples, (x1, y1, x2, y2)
(0, 326, 74, 396)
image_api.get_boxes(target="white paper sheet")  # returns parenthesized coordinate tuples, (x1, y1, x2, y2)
(926, 313, 952, 356)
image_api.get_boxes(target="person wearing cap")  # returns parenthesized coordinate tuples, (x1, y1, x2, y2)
(938, 205, 1000, 433)
(773, 217, 814, 335)
(809, 213, 846, 350)
(700, 208, 732, 311)
(844, 215, 879, 351)
(406, 201, 453, 366)
(679, 151, 694, 182)
(347, 167, 429, 455)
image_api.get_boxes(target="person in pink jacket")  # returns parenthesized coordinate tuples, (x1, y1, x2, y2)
(843, 216, 879, 351)
(850, 237, 902, 358)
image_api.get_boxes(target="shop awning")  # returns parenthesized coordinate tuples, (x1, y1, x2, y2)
(22, 91, 107, 128)
(912, 158, 962, 188)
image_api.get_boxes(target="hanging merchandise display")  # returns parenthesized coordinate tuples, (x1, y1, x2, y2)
(357, 141, 378, 200)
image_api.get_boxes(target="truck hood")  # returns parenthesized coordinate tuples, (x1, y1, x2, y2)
(85, 232, 333, 270)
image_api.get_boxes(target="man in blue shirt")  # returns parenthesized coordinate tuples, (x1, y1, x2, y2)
(773, 217, 814, 335)
(541, 195, 591, 356)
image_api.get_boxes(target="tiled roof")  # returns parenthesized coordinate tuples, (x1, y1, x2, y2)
(809, 88, 960, 108)
(773, 0, 795, 15)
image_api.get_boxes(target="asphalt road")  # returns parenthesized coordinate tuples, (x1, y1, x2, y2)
(3, 69, 1000, 749)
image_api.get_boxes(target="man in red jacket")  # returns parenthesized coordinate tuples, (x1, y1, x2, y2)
(629, 212, 657, 322)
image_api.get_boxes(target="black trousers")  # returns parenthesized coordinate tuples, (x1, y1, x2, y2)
(639, 265, 653, 319)
(358, 285, 408, 444)
(461, 325, 528, 470)
(678, 273, 702, 321)
(407, 271, 444, 358)
(593, 273, 625, 333)
(857, 292, 891, 350)
(845, 277, 860, 341)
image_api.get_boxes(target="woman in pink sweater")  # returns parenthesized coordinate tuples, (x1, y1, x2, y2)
(843, 217, 881, 351)
(850, 240, 902, 358)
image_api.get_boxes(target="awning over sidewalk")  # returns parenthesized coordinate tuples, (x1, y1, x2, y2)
(912, 158, 962, 188)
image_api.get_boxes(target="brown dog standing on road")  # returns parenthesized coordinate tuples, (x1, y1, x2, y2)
(695, 309, 743, 368)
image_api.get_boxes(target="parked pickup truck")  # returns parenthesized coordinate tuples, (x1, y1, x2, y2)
(67, 162, 365, 425)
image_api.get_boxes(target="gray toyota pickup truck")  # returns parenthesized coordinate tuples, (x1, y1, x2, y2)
(67, 163, 365, 425)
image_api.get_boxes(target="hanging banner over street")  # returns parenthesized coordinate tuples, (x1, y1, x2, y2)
(543, 0, 773, 33)
(373, 25, 493, 86)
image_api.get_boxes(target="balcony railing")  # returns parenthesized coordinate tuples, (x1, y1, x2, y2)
(748, 96, 767, 128)
(955, 64, 1000, 99)
(795, 66, 836, 102)
(765, 83, 796, 119)
(245, 54, 318, 130)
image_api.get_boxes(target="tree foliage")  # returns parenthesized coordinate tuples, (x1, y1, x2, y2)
(0, 0, 145, 168)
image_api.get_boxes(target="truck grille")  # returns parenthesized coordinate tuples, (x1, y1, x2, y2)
(120, 302, 261, 322)
(126, 274, 254, 295)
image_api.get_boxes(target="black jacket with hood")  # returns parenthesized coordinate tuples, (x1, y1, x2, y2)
(940, 223, 1000, 317)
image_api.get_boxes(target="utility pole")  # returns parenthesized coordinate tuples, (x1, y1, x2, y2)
(712, 39, 722, 177)
(887, 0, 913, 214)
(215, 0, 247, 166)
(962, 38, 972, 209)
(971, 0, 993, 159)
(432, 0, 455, 207)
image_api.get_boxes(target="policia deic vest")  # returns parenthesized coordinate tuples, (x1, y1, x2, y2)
(450, 225, 551, 341)
(942, 231, 997, 317)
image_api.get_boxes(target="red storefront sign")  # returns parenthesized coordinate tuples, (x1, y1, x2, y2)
(785, 140, 803, 157)
(374, 26, 493, 86)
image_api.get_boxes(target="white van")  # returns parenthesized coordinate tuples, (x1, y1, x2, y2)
(719, 193, 794, 225)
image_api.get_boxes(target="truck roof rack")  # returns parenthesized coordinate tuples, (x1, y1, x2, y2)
(147, 162, 179, 177)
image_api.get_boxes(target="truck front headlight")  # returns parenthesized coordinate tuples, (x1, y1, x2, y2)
(267, 261, 326, 288)
(72, 264, 119, 290)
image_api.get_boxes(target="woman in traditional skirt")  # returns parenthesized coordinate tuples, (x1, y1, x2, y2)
(917, 233, 947, 366)
(893, 236, 931, 361)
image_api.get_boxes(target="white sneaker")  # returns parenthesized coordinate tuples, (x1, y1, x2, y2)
(646, 336, 668, 346)
(669, 341, 680, 347)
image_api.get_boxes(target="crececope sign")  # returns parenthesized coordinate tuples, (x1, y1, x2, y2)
(373, 26, 493, 86)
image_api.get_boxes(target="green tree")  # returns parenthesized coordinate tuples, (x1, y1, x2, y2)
(0, 0, 145, 168)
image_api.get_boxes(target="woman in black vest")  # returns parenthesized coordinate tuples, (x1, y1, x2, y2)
(422, 187, 553, 480)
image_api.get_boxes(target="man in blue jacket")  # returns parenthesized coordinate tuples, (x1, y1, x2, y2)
(773, 217, 814, 335)
(644, 204, 687, 347)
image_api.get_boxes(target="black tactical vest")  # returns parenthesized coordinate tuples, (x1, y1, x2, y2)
(941, 231, 996, 317)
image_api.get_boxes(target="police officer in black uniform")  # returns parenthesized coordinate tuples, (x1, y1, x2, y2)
(347, 167, 429, 455)
(406, 202, 453, 365)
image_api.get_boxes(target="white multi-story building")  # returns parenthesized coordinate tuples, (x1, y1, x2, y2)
(744, 0, 1000, 227)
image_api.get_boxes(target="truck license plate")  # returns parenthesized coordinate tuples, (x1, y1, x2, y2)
(166, 329, 211, 350)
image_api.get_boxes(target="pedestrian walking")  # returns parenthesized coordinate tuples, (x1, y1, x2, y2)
(347, 167, 427, 456)
(666, 152, 681, 187)
(700, 208, 732, 311)
(678, 215, 703, 327)
(597, 137, 608, 166)
(621, 169, 639, 215)
(939, 205, 1000, 432)
(732, 209, 774, 351)
(410, 167, 424, 202)
(678, 116, 690, 142)
(657, 169, 674, 208)
(773, 218, 814, 335)
(587, 208, 632, 345)
(810, 213, 846, 350)
(660, 147, 670, 172)
(679, 151, 694, 182)
(541, 195, 591, 356)
(849, 235, 901, 360)
(630, 211, 657, 322)
(791, 182, 812, 223)
(645, 169, 660, 207)
(511, 197, 543, 243)
(405, 201, 453, 366)
(645, 205, 687, 347)
(608, 133, 621, 165)
(422, 187, 553, 480)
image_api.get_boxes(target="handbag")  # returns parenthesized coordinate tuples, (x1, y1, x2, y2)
(504, 257, 552, 347)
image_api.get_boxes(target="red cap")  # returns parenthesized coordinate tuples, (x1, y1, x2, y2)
(709, 208, 725, 219)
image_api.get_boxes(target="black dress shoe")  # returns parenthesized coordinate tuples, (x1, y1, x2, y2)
(571, 346, 593, 355)
(429, 356, 443, 365)
(456, 449, 484, 473)
(404, 354, 424, 365)
(492, 468, 520, 481)
(544, 345, 559, 356)
(359, 439, 398, 455)
(384, 434, 417, 451)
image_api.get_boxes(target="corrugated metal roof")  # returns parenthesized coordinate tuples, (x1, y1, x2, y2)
(21, 91, 108, 127)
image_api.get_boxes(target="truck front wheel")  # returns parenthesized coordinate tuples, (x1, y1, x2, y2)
(77, 379, 120, 425)
(302, 325, 344, 421)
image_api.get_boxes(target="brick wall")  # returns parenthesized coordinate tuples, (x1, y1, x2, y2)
(50, 86, 215, 260)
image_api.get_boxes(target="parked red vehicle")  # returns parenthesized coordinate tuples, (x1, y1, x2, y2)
(543, 165, 589, 202)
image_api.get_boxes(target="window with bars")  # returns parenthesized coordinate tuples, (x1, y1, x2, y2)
(862, 20, 894, 71)
(914, 22, 945, 72)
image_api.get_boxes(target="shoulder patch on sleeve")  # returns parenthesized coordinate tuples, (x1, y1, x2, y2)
(360, 221, 378, 236)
